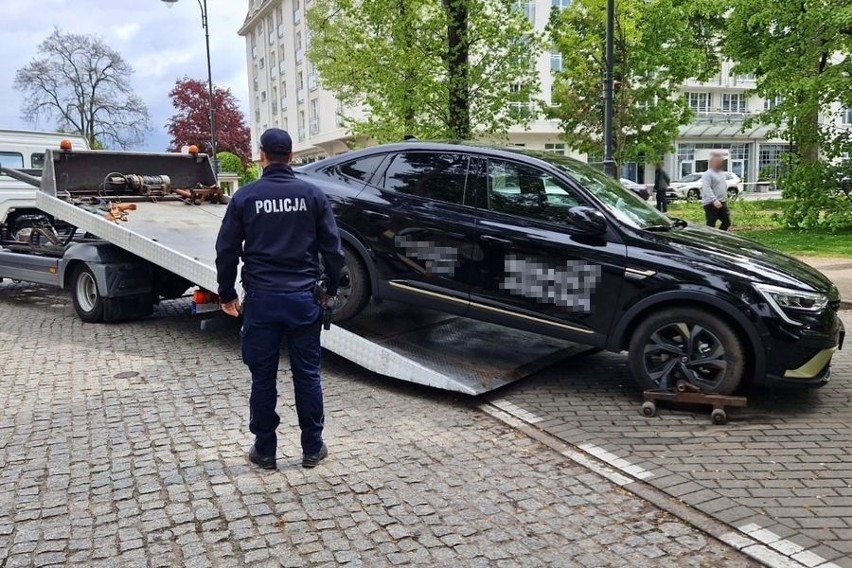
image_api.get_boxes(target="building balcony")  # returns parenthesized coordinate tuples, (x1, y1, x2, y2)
(308, 73, 317, 91)
(296, 48, 304, 64)
(690, 110, 756, 125)
(297, 89, 306, 103)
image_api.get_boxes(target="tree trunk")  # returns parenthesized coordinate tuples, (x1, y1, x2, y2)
(444, 0, 470, 140)
(399, 0, 417, 136)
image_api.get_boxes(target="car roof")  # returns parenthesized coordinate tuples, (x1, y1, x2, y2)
(302, 141, 588, 172)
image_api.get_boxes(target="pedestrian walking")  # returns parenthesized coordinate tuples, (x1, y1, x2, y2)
(215, 128, 345, 470)
(654, 163, 670, 213)
(701, 153, 732, 231)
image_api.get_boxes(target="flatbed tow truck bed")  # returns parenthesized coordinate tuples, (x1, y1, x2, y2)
(19, 149, 587, 395)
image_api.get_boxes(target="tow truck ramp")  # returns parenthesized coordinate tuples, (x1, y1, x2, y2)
(28, 150, 586, 395)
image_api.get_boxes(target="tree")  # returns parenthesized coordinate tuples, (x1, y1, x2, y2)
(306, 0, 542, 142)
(548, 0, 723, 171)
(217, 151, 259, 187)
(166, 78, 252, 163)
(14, 29, 151, 149)
(723, 0, 852, 229)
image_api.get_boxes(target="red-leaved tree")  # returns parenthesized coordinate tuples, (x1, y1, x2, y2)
(166, 77, 251, 163)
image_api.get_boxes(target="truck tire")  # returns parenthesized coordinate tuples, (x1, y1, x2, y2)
(71, 265, 105, 323)
(628, 307, 745, 395)
(332, 244, 370, 322)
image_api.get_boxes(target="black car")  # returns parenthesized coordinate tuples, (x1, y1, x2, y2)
(297, 142, 844, 395)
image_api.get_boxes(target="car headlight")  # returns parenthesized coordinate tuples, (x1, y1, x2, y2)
(754, 283, 829, 325)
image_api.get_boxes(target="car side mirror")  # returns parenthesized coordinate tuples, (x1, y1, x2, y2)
(567, 206, 607, 235)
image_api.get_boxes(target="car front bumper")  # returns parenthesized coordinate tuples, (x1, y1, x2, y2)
(758, 316, 845, 389)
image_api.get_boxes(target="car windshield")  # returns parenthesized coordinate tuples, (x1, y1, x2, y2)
(540, 156, 672, 230)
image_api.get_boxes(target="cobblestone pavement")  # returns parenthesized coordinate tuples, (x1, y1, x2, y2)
(489, 311, 852, 568)
(0, 282, 755, 567)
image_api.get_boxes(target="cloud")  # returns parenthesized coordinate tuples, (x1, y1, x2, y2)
(0, 0, 250, 152)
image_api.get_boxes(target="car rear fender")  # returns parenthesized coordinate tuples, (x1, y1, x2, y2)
(338, 227, 381, 301)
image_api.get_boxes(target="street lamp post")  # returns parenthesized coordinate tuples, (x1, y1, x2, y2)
(602, 0, 616, 178)
(162, 0, 218, 170)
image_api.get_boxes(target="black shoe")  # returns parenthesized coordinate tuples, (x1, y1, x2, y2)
(302, 443, 328, 468)
(248, 445, 277, 470)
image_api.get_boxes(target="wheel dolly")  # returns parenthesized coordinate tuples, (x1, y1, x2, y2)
(641, 380, 747, 425)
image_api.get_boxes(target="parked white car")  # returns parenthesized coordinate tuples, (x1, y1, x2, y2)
(669, 171, 741, 202)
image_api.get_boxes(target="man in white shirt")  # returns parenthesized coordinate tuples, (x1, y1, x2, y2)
(701, 153, 731, 231)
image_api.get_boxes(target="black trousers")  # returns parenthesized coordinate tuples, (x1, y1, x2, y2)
(655, 190, 668, 213)
(704, 202, 731, 231)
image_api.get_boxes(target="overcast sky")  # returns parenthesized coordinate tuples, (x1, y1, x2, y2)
(0, 0, 250, 151)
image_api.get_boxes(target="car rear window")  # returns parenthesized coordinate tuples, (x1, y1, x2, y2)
(382, 152, 469, 205)
(337, 154, 386, 183)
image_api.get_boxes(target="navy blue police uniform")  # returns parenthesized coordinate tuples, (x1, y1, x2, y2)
(215, 128, 344, 467)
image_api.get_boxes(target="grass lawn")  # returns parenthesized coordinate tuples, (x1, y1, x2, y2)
(737, 228, 852, 258)
(665, 199, 851, 258)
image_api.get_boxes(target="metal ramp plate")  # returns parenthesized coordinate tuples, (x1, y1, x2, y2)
(327, 302, 590, 395)
(35, 193, 224, 293)
(35, 192, 588, 395)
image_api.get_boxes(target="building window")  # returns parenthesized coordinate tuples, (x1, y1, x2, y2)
(677, 144, 695, 177)
(763, 96, 784, 111)
(269, 52, 277, 77)
(722, 93, 747, 114)
(685, 92, 711, 113)
(281, 95, 288, 112)
(507, 102, 534, 120)
(279, 59, 286, 75)
(310, 99, 320, 135)
(295, 32, 303, 64)
(261, 91, 267, 103)
(297, 71, 305, 103)
(336, 101, 346, 127)
(544, 143, 565, 154)
(552, 0, 571, 7)
(515, 1, 534, 22)
(842, 107, 852, 125)
(550, 51, 563, 73)
(298, 110, 306, 141)
(259, 57, 265, 70)
(758, 144, 786, 179)
(308, 65, 318, 90)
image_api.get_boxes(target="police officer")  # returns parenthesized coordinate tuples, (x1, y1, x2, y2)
(215, 128, 345, 470)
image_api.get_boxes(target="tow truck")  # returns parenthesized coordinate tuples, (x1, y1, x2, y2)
(0, 145, 587, 395)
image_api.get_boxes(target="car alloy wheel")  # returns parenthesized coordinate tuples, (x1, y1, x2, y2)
(642, 322, 728, 391)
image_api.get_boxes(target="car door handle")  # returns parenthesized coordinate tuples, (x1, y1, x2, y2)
(362, 210, 391, 221)
(479, 235, 512, 246)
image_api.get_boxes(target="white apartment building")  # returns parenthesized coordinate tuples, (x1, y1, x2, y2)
(239, 0, 355, 161)
(240, 0, 848, 186)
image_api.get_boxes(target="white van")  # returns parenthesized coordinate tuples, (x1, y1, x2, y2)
(0, 129, 90, 226)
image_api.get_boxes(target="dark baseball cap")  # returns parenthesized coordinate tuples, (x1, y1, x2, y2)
(259, 128, 293, 156)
